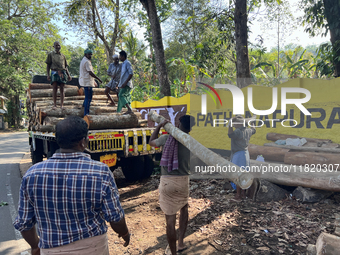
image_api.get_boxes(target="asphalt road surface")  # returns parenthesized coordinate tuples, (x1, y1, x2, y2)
(0, 132, 30, 255)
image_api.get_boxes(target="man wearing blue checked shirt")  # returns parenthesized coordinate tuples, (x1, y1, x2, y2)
(14, 116, 130, 255)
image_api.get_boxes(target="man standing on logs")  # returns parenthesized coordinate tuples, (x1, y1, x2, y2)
(14, 116, 130, 254)
(117, 50, 134, 114)
(228, 115, 256, 202)
(149, 115, 196, 255)
(105, 54, 121, 106)
(79, 49, 102, 116)
(46, 41, 72, 109)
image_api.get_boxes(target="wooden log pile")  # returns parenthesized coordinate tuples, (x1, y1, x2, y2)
(26, 83, 145, 131)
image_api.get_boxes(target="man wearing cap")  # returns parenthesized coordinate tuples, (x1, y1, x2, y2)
(46, 41, 72, 109)
(79, 49, 102, 116)
(14, 116, 130, 255)
(105, 54, 121, 106)
(228, 115, 256, 201)
(117, 50, 134, 114)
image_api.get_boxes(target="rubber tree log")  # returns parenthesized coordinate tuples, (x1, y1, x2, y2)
(266, 132, 332, 144)
(263, 143, 340, 154)
(39, 125, 56, 133)
(39, 106, 122, 123)
(43, 117, 64, 126)
(78, 87, 117, 96)
(316, 232, 340, 254)
(31, 95, 109, 103)
(29, 87, 79, 99)
(248, 144, 289, 162)
(148, 110, 253, 189)
(84, 114, 139, 130)
(29, 83, 75, 90)
(250, 160, 340, 192)
(284, 151, 340, 165)
(35, 99, 116, 108)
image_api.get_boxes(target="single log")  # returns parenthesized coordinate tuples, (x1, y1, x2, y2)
(31, 95, 110, 103)
(78, 87, 116, 96)
(39, 125, 56, 133)
(84, 114, 139, 130)
(29, 83, 75, 90)
(284, 151, 340, 166)
(35, 99, 116, 108)
(148, 110, 253, 189)
(266, 132, 332, 144)
(248, 144, 289, 162)
(292, 186, 333, 203)
(256, 180, 289, 202)
(306, 244, 317, 255)
(263, 142, 340, 154)
(29, 87, 79, 99)
(43, 117, 64, 126)
(316, 232, 340, 254)
(250, 160, 340, 192)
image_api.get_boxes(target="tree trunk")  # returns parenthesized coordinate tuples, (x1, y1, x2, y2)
(39, 106, 127, 122)
(43, 117, 64, 126)
(284, 151, 340, 166)
(316, 232, 340, 254)
(35, 100, 111, 110)
(248, 144, 289, 162)
(266, 132, 332, 144)
(78, 87, 117, 96)
(234, 0, 252, 88)
(140, 0, 171, 96)
(29, 87, 79, 100)
(31, 95, 109, 103)
(148, 110, 253, 189)
(323, 0, 340, 77)
(29, 83, 75, 90)
(250, 160, 340, 191)
(84, 114, 139, 129)
(263, 143, 340, 154)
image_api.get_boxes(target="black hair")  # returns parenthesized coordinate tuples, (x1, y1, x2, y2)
(56, 116, 88, 149)
(119, 50, 127, 59)
(179, 115, 195, 131)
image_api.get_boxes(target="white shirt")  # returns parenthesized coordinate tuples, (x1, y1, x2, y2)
(79, 56, 95, 87)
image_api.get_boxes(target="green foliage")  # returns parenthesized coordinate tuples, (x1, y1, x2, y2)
(0, 0, 61, 96)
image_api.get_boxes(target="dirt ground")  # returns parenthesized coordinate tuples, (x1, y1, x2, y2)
(108, 170, 340, 255)
(19, 155, 340, 255)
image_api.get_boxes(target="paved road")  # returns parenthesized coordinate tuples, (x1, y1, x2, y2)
(0, 132, 30, 255)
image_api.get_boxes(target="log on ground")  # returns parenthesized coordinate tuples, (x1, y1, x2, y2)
(250, 160, 340, 192)
(284, 151, 340, 165)
(316, 232, 340, 254)
(248, 144, 289, 162)
(266, 132, 332, 144)
(263, 142, 340, 154)
(84, 114, 139, 129)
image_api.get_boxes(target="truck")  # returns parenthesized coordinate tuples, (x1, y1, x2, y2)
(27, 76, 162, 182)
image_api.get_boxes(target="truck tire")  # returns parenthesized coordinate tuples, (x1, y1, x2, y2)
(143, 155, 154, 179)
(120, 156, 145, 182)
(30, 139, 44, 164)
(31, 146, 43, 164)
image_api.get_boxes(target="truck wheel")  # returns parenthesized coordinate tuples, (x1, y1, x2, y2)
(30, 146, 43, 164)
(143, 155, 154, 179)
(120, 156, 145, 182)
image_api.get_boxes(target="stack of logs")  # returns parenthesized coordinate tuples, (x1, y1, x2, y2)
(248, 132, 340, 166)
(26, 83, 147, 132)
